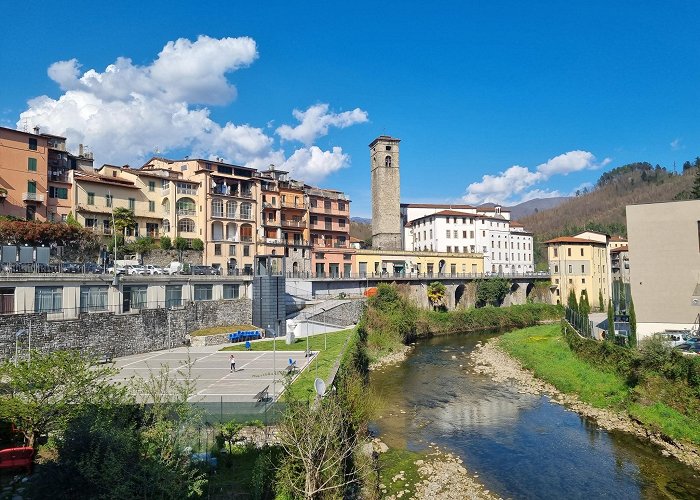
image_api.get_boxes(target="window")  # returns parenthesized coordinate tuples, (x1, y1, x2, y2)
(87, 192, 95, 205)
(148, 201, 155, 212)
(165, 285, 182, 308)
(28, 157, 37, 171)
(193, 284, 213, 301)
(338, 201, 346, 211)
(163, 220, 170, 232)
(463, 231, 467, 238)
(385, 155, 392, 167)
(310, 198, 317, 208)
(580, 248, 584, 256)
(178, 218, 195, 232)
(49, 187, 68, 199)
(324, 200, 332, 210)
(129, 286, 147, 309)
(450, 264, 456, 275)
(316, 252, 325, 259)
(582, 278, 586, 284)
(567, 248, 571, 257)
(226, 201, 237, 218)
(243, 245, 250, 257)
(80, 285, 108, 313)
(581, 265, 585, 273)
(28, 138, 37, 151)
(446, 246, 452, 252)
(128, 198, 136, 211)
(554, 265, 558, 272)
(148, 180, 155, 192)
(229, 245, 236, 256)
(553, 247, 558, 257)
(223, 284, 240, 299)
(35, 286, 62, 313)
(104, 194, 112, 207)
(310, 215, 317, 225)
(215, 244, 221, 256)
(454, 230, 458, 238)
(446, 230, 451, 238)
(240, 203, 252, 220)
(339, 218, 346, 228)
(568, 265, 573, 273)
(212, 198, 223, 217)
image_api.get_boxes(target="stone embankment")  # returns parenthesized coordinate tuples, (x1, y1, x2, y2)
(470, 340, 700, 471)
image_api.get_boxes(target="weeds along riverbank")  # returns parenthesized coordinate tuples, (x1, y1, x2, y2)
(491, 322, 700, 469)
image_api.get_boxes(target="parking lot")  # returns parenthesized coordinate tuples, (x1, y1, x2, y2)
(112, 346, 315, 403)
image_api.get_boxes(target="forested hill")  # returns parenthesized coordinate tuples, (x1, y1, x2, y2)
(520, 161, 699, 241)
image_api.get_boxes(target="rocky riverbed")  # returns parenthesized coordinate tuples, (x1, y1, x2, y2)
(470, 339, 700, 471)
(369, 344, 413, 371)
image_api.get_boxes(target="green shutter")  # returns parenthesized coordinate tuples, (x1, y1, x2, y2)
(28, 158, 37, 171)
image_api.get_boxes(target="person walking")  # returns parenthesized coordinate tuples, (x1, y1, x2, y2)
(229, 354, 236, 372)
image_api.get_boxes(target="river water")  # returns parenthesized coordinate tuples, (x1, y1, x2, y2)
(369, 332, 700, 499)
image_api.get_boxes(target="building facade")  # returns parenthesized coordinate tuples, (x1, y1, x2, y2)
(545, 232, 611, 308)
(353, 249, 483, 277)
(627, 200, 700, 338)
(308, 187, 353, 277)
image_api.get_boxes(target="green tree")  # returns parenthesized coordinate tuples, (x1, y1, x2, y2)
(0, 351, 125, 448)
(132, 236, 155, 262)
(607, 299, 615, 341)
(173, 236, 189, 262)
(598, 289, 605, 312)
(476, 278, 511, 307)
(628, 294, 637, 348)
(112, 207, 136, 237)
(567, 289, 579, 312)
(65, 211, 81, 228)
(579, 290, 590, 316)
(427, 281, 446, 310)
(692, 166, 700, 199)
(160, 235, 172, 250)
(191, 238, 204, 251)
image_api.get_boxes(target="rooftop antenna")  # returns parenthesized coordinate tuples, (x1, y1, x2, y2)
(21, 118, 28, 132)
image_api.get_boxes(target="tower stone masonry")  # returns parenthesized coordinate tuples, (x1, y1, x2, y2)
(370, 135, 402, 250)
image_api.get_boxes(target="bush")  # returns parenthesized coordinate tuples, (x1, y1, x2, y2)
(160, 235, 172, 250)
(191, 238, 204, 251)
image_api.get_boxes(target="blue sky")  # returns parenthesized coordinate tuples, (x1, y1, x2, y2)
(2, 1, 699, 217)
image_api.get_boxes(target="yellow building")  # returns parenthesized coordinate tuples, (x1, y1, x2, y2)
(545, 231, 611, 308)
(353, 249, 483, 277)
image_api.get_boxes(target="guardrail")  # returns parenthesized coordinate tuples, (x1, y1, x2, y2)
(287, 271, 549, 280)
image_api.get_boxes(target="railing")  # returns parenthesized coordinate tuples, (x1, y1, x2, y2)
(286, 271, 549, 280)
(281, 201, 307, 209)
(281, 220, 304, 228)
(259, 238, 285, 245)
(176, 187, 197, 195)
(49, 173, 69, 182)
(240, 236, 253, 243)
(565, 307, 594, 339)
(22, 192, 44, 202)
(176, 209, 196, 216)
(240, 191, 254, 199)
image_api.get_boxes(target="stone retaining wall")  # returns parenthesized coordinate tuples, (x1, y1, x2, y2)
(305, 299, 366, 327)
(0, 299, 252, 360)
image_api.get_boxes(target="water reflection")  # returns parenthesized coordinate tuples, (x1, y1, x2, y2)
(371, 332, 700, 499)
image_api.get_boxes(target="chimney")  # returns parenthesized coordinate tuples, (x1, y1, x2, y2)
(33, 126, 40, 135)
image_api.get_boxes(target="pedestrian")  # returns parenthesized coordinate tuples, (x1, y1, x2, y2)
(229, 354, 236, 372)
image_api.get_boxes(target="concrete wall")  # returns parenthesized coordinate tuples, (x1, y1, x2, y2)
(304, 299, 366, 327)
(143, 249, 203, 267)
(0, 298, 252, 361)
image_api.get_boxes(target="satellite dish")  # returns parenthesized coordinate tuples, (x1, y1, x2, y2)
(314, 378, 326, 397)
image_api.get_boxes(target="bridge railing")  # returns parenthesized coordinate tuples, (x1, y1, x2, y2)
(286, 271, 550, 280)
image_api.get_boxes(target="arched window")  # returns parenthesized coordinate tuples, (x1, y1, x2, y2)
(163, 220, 170, 233)
(226, 201, 237, 218)
(385, 155, 392, 167)
(176, 198, 196, 216)
(178, 218, 195, 233)
(211, 198, 223, 217)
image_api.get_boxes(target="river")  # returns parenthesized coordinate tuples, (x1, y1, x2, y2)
(369, 331, 700, 499)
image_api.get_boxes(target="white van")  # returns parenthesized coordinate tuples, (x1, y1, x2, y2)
(165, 261, 183, 275)
(653, 332, 686, 348)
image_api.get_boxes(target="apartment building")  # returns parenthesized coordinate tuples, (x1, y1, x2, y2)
(141, 157, 258, 274)
(545, 231, 611, 308)
(402, 204, 534, 273)
(353, 249, 483, 277)
(609, 235, 628, 250)
(627, 200, 700, 338)
(308, 187, 353, 277)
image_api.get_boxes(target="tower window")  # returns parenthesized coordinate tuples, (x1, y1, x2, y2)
(385, 156, 392, 167)
(385, 145, 392, 151)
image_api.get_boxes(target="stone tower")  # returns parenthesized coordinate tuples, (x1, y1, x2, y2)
(370, 135, 402, 249)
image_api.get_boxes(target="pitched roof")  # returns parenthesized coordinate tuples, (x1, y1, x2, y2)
(510, 221, 524, 227)
(401, 203, 475, 209)
(544, 236, 606, 245)
(610, 245, 629, 253)
(610, 236, 628, 242)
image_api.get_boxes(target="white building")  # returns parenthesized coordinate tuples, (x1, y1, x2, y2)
(401, 203, 534, 273)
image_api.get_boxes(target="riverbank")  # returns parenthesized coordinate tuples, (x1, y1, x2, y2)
(470, 324, 700, 471)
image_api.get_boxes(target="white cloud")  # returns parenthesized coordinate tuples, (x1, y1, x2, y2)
(463, 151, 609, 205)
(670, 138, 683, 151)
(17, 36, 365, 184)
(281, 146, 350, 183)
(276, 103, 368, 145)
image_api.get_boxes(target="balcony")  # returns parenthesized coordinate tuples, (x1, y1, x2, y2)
(263, 202, 277, 209)
(281, 220, 305, 228)
(161, 186, 171, 196)
(176, 209, 197, 216)
(259, 238, 285, 245)
(240, 191, 254, 199)
(49, 172, 69, 182)
(240, 236, 253, 243)
(281, 201, 307, 209)
(22, 192, 44, 203)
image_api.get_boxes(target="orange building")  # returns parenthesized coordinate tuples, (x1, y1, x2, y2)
(307, 187, 353, 277)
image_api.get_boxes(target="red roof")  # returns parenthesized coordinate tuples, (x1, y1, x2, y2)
(610, 236, 627, 242)
(510, 221, 524, 227)
(610, 245, 629, 253)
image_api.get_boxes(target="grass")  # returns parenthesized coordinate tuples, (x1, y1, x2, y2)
(498, 323, 700, 445)
(221, 328, 356, 401)
(190, 325, 257, 337)
(377, 448, 424, 498)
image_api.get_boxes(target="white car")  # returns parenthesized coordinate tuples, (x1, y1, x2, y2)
(144, 264, 164, 275)
(126, 265, 146, 275)
(107, 266, 127, 275)
(165, 262, 183, 275)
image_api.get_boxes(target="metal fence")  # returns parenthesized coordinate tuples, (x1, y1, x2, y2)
(286, 271, 550, 280)
(565, 306, 594, 338)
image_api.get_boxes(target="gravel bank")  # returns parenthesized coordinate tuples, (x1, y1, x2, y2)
(370, 344, 413, 371)
(470, 339, 700, 471)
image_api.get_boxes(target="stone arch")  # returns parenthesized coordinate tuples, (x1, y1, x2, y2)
(455, 283, 466, 307)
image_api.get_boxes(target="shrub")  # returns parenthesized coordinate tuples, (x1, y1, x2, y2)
(160, 235, 172, 250)
(191, 238, 204, 251)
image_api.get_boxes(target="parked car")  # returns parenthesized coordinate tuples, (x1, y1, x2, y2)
(675, 343, 700, 355)
(61, 262, 81, 273)
(653, 332, 686, 348)
(107, 266, 127, 275)
(83, 262, 105, 274)
(143, 264, 164, 275)
(165, 262, 183, 275)
(126, 265, 146, 275)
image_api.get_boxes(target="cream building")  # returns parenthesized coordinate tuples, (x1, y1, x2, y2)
(545, 231, 611, 308)
(627, 200, 700, 338)
(353, 249, 483, 277)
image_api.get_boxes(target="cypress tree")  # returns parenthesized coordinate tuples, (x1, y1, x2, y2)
(628, 295, 637, 348)
(598, 289, 605, 312)
(579, 290, 590, 317)
(568, 289, 579, 312)
(607, 299, 615, 341)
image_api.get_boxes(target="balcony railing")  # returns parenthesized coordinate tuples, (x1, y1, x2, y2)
(176, 209, 196, 216)
(240, 236, 253, 243)
(22, 192, 44, 203)
(281, 201, 307, 209)
(161, 187, 171, 196)
(259, 238, 286, 245)
(281, 220, 305, 228)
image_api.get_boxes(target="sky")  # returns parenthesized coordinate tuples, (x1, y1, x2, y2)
(2, 1, 700, 217)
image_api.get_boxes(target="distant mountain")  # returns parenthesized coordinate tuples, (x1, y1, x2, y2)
(509, 197, 570, 220)
(350, 217, 371, 224)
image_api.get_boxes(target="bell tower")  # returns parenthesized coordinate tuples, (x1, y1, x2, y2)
(370, 135, 401, 250)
